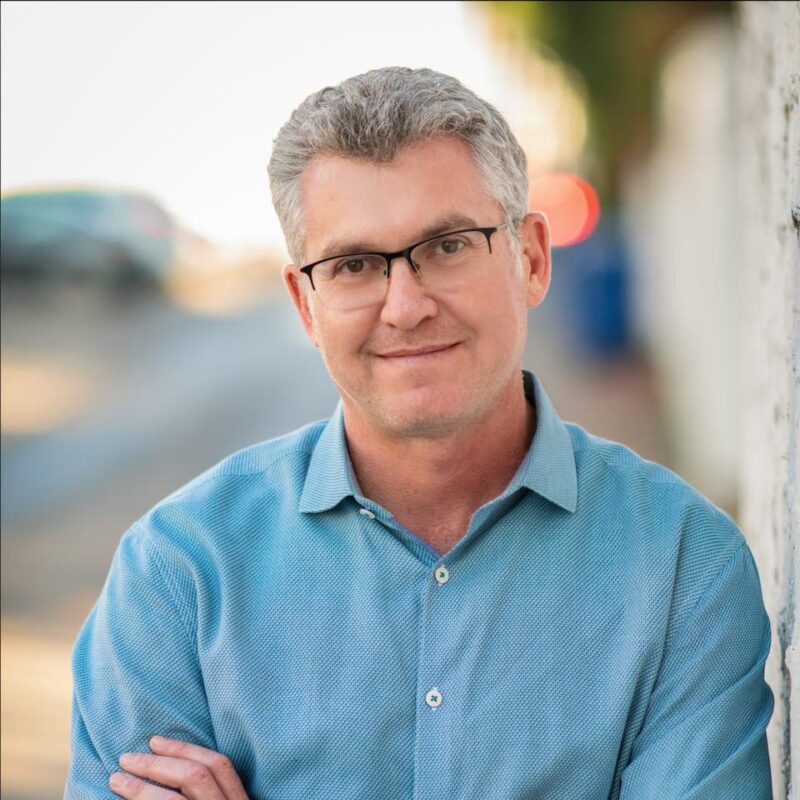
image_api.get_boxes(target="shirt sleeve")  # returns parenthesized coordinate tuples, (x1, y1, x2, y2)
(618, 542, 774, 800)
(64, 523, 216, 799)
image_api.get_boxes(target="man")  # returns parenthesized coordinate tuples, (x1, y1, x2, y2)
(66, 67, 774, 799)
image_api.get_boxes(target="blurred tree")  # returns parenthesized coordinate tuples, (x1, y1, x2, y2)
(483, 0, 732, 204)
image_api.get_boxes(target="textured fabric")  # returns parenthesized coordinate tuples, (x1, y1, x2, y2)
(66, 370, 774, 799)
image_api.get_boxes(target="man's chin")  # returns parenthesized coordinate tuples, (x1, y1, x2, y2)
(376, 401, 473, 440)
(342, 378, 495, 440)
(387, 417, 458, 439)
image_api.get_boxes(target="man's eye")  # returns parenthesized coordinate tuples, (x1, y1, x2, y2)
(435, 238, 465, 255)
(335, 258, 369, 274)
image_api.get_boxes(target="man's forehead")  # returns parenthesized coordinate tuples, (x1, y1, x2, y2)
(300, 137, 499, 261)
(312, 212, 481, 261)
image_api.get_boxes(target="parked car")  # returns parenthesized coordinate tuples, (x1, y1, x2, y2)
(1, 188, 177, 286)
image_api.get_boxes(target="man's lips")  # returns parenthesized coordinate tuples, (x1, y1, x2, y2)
(374, 343, 460, 358)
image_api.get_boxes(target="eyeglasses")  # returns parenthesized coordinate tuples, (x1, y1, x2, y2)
(299, 222, 512, 311)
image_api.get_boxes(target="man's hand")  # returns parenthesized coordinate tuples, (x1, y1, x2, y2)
(109, 736, 249, 800)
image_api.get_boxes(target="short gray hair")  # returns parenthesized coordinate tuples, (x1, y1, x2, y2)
(267, 66, 529, 265)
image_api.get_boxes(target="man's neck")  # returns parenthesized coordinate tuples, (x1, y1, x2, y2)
(342, 376, 536, 553)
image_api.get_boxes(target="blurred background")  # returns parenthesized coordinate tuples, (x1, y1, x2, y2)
(2, 2, 797, 798)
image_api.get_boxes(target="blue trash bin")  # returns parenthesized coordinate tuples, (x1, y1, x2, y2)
(550, 216, 631, 358)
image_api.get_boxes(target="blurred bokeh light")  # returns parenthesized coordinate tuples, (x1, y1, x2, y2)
(529, 172, 600, 247)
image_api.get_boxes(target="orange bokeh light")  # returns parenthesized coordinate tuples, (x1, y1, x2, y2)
(529, 172, 600, 247)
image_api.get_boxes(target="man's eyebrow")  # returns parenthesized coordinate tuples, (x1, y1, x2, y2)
(314, 213, 480, 261)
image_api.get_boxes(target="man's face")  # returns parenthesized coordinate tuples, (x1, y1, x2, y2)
(284, 135, 550, 439)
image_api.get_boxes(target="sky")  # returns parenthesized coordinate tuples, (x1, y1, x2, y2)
(1, 1, 510, 250)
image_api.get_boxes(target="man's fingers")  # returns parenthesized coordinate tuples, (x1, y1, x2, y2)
(148, 737, 250, 800)
(109, 770, 183, 800)
(117, 753, 226, 800)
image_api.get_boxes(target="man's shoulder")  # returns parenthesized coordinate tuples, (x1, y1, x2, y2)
(180, 417, 329, 487)
(562, 421, 753, 626)
(565, 420, 685, 491)
(176, 416, 329, 491)
(563, 420, 745, 556)
(130, 417, 330, 545)
(565, 420, 731, 511)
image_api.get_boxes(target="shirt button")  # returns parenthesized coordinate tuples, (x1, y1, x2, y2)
(359, 508, 376, 520)
(434, 565, 450, 584)
(425, 688, 443, 709)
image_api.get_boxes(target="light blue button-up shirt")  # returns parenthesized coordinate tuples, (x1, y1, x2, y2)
(66, 370, 773, 799)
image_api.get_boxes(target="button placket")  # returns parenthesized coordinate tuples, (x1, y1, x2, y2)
(414, 556, 464, 800)
(422, 565, 448, 713)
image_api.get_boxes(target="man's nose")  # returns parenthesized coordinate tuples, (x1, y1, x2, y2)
(379, 256, 438, 329)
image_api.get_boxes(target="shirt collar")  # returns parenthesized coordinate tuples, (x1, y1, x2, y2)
(298, 399, 355, 513)
(298, 369, 578, 514)
(516, 369, 578, 512)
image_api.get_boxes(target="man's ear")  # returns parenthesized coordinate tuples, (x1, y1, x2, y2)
(519, 212, 552, 310)
(282, 264, 319, 347)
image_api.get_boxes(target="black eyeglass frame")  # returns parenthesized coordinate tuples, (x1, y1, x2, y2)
(298, 222, 513, 292)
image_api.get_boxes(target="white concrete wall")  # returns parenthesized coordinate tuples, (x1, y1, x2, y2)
(737, 2, 800, 797)
(622, 18, 740, 512)
(623, 3, 799, 796)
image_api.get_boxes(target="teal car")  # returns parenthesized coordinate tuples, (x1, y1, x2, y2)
(1, 188, 177, 284)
